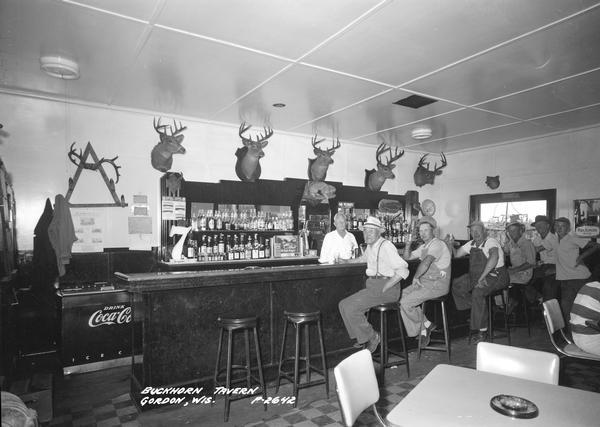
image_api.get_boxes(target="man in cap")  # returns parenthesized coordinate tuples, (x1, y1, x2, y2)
(504, 221, 537, 309)
(552, 217, 600, 323)
(531, 215, 559, 301)
(400, 216, 451, 346)
(448, 220, 509, 344)
(318, 212, 358, 264)
(339, 216, 409, 352)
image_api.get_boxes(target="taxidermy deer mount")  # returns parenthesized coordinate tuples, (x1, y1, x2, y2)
(235, 122, 273, 182)
(413, 153, 447, 187)
(66, 142, 127, 207)
(485, 175, 500, 190)
(151, 117, 187, 172)
(365, 143, 404, 191)
(307, 134, 341, 181)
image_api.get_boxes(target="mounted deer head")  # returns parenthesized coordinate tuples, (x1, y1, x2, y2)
(413, 153, 447, 187)
(235, 122, 273, 182)
(365, 143, 404, 191)
(485, 175, 500, 190)
(307, 134, 341, 181)
(151, 117, 187, 172)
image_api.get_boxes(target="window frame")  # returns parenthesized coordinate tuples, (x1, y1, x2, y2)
(469, 188, 556, 225)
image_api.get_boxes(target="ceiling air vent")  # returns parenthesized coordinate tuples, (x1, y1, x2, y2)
(393, 94, 437, 109)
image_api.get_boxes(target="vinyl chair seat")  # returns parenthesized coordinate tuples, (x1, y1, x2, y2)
(476, 341, 560, 385)
(334, 349, 386, 427)
(543, 299, 600, 362)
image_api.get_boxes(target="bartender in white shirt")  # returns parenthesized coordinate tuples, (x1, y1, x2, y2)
(319, 212, 358, 264)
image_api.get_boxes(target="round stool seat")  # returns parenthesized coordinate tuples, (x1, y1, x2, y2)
(283, 310, 320, 323)
(217, 315, 258, 330)
(428, 294, 447, 302)
(372, 301, 400, 312)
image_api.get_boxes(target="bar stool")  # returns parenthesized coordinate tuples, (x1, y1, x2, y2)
(487, 288, 511, 345)
(369, 302, 410, 383)
(213, 315, 267, 422)
(507, 284, 532, 336)
(276, 310, 328, 408)
(417, 294, 451, 361)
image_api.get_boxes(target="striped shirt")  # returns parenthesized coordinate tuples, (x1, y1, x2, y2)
(570, 281, 600, 336)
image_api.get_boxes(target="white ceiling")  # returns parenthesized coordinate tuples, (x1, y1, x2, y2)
(1, 0, 600, 153)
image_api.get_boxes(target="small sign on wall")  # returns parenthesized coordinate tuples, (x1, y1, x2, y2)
(161, 196, 185, 221)
(574, 198, 600, 238)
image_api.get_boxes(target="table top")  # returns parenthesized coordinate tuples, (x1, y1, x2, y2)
(386, 364, 600, 427)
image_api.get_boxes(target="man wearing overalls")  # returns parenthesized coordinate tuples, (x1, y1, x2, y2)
(450, 220, 509, 344)
(339, 216, 410, 352)
(400, 216, 451, 346)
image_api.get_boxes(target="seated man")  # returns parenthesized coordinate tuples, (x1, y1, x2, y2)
(318, 212, 358, 264)
(504, 221, 536, 310)
(531, 215, 558, 301)
(552, 217, 600, 323)
(570, 281, 600, 356)
(400, 216, 451, 346)
(339, 216, 409, 352)
(449, 220, 509, 344)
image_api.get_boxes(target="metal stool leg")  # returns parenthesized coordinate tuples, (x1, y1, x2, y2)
(441, 299, 451, 361)
(317, 318, 329, 398)
(305, 323, 311, 383)
(293, 322, 300, 408)
(245, 329, 251, 387)
(275, 319, 288, 393)
(252, 326, 267, 412)
(396, 306, 410, 377)
(417, 301, 426, 360)
(224, 329, 233, 422)
(379, 310, 387, 383)
(213, 327, 224, 388)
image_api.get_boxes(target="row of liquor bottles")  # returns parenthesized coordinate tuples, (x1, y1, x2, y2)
(182, 232, 272, 261)
(346, 214, 415, 244)
(190, 209, 294, 232)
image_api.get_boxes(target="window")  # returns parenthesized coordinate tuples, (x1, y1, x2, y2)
(470, 189, 556, 245)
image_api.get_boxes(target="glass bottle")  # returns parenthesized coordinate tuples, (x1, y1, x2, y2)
(265, 238, 271, 258)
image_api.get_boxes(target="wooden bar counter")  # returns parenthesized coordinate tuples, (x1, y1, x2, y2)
(115, 257, 470, 408)
(115, 261, 368, 406)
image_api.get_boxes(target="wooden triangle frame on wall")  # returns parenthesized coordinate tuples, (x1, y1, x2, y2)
(65, 141, 128, 208)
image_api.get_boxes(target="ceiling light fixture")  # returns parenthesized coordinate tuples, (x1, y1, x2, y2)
(40, 55, 80, 80)
(272, 103, 286, 108)
(411, 126, 432, 140)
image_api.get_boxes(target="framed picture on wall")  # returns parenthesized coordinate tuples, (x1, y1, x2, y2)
(574, 198, 600, 238)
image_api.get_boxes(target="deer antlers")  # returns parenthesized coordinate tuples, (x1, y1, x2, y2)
(239, 122, 273, 145)
(376, 143, 404, 166)
(312, 134, 341, 155)
(418, 152, 447, 172)
(153, 117, 187, 139)
(68, 142, 122, 183)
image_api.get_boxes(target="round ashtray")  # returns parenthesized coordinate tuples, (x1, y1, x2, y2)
(490, 394, 539, 419)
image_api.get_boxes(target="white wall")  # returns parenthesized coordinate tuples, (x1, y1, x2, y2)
(0, 93, 423, 250)
(421, 127, 600, 240)
(4, 93, 598, 250)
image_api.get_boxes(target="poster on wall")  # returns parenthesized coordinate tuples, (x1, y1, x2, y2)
(574, 198, 600, 238)
(71, 207, 106, 252)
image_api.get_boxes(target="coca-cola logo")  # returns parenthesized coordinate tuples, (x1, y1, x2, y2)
(88, 305, 132, 327)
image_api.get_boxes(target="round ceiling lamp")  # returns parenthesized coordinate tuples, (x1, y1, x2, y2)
(40, 55, 80, 80)
(411, 126, 432, 140)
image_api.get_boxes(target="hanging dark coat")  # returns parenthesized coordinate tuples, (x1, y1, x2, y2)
(32, 198, 58, 294)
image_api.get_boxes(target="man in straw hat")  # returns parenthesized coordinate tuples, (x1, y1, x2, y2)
(400, 216, 451, 346)
(339, 216, 409, 352)
(448, 220, 509, 344)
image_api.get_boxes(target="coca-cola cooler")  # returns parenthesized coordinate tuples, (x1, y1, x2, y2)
(59, 283, 139, 375)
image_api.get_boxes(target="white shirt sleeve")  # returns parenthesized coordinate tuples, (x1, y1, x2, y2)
(319, 233, 334, 264)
